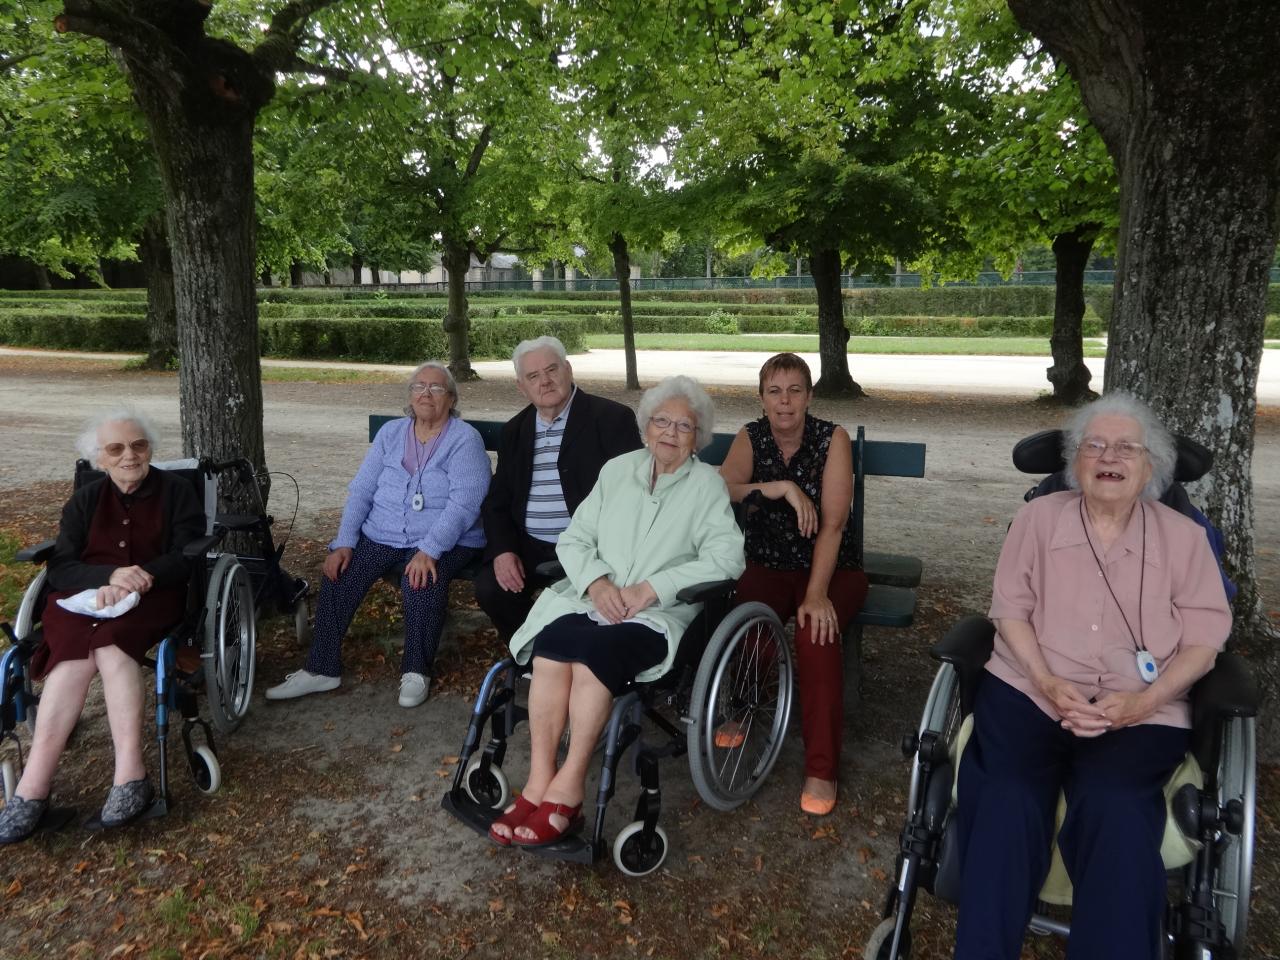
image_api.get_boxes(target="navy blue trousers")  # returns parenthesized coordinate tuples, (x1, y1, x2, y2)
(305, 534, 479, 678)
(954, 675, 1188, 960)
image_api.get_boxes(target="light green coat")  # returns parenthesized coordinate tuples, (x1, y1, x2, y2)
(509, 449, 746, 683)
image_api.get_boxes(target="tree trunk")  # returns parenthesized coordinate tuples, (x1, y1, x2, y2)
(369, 262, 381, 285)
(1008, 0, 1280, 746)
(138, 213, 177, 370)
(351, 253, 364, 285)
(289, 260, 304, 287)
(705, 246, 713, 279)
(1046, 226, 1098, 404)
(260, 268, 272, 287)
(34, 263, 51, 290)
(610, 232, 640, 391)
(442, 244, 475, 380)
(810, 247, 862, 398)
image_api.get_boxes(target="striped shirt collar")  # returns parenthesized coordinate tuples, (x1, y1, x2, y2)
(535, 385, 577, 429)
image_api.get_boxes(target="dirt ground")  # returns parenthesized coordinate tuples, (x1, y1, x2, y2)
(0, 356, 1277, 959)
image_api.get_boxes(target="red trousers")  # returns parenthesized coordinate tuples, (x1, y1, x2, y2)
(734, 562, 869, 780)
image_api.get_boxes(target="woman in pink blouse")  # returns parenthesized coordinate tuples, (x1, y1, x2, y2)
(953, 393, 1232, 960)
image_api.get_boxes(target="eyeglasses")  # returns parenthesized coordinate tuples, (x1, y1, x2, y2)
(1077, 439, 1147, 460)
(101, 439, 150, 458)
(649, 415, 695, 435)
(410, 383, 450, 397)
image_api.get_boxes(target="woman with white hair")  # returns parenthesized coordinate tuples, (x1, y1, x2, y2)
(266, 361, 489, 709)
(487, 375, 745, 848)
(0, 409, 204, 844)
(953, 392, 1232, 960)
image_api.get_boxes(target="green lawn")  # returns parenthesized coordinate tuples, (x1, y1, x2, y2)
(583, 333, 1109, 357)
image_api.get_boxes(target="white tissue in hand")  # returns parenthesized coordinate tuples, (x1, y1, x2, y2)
(56, 589, 141, 619)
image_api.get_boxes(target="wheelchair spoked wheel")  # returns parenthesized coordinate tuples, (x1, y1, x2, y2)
(203, 555, 257, 735)
(1213, 715, 1255, 954)
(906, 664, 961, 820)
(13, 568, 46, 733)
(686, 602, 792, 811)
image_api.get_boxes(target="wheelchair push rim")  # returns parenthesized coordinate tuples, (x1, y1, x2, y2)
(907, 664, 961, 821)
(1215, 714, 1255, 953)
(203, 554, 257, 734)
(687, 602, 792, 811)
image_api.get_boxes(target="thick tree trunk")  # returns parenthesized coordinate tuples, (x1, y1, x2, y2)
(610, 232, 640, 391)
(442, 244, 475, 380)
(34, 264, 52, 290)
(1046, 226, 1098, 404)
(1009, 0, 1280, 747)
(351, 253, 363, 285)
(138, 213, 177, 370)
(289, 260, 304, 287)
(810, 247, 862, 398)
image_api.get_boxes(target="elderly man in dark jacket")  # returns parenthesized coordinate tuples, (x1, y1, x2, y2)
(475, 337, 642, 641)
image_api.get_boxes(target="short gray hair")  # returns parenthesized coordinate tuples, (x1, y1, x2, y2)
(512, 336, 568, 375)
(403, 361, 459, 418)
(636, 375, 716, 451)
(76, 407, 160, 466)
(1062, 392, 1177, 500)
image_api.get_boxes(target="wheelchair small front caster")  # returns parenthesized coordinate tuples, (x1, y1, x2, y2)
(189, 745, 221, 795)
(463, 755, 510, 809)
(864, 917, 911, 960)
(293, 599, 311, 646)
(612, 821, 668, 877)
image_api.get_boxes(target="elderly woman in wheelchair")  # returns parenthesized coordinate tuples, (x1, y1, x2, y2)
(485, 375, 746, 849)
(865, 391, 1255, 960)
(0, 410, 204, 844)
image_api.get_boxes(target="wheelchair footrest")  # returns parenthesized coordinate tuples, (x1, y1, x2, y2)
(441, 790, 598, 864)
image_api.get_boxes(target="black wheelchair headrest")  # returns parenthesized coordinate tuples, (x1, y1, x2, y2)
(1012, 429, 1214, 483)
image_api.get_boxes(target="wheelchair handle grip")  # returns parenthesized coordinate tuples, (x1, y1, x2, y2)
(199, 456, 255, 479)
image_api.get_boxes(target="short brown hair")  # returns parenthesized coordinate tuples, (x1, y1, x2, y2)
(758, 353, 813, 395)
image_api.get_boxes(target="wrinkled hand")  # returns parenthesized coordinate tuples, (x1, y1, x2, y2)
(1095, 690, 1157, 730)
(493, 551, 525, 592)
(109, 565, 153, 595)
(1037, 674, 1110, 737)
(588, 577, 627, 624)
(406, 551, 438, 590)
(797, 595, 840, 646)
(619, 582, 658, 618)
(95, 584, 132, 609)
(323, 547, 353, 583)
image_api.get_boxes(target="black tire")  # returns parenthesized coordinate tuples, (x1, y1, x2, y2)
(686, 602, 791, 811)
(463, 755, 511, 809)
(613, 822, 669, 877)
(1215, 715, 1255, 953)
(203, 555, 256, 734)
(293, 598, 311, 646)
(864, 917, 911, 960)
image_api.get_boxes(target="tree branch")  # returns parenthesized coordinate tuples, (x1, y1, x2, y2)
(252, 0, 345, 75)
(0, 50, 41, 72)
(464, 124, 492, 179)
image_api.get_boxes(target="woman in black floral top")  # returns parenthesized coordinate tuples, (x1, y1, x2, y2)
(719, 353, 868, 815)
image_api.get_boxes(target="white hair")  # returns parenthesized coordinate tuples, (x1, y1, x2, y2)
(636, 375, 716, 451)
(512, 336, 568, 375)
(1062, 391, 1177, 500)
(76, 407, 160, 466)
(403, 361, 459, 418)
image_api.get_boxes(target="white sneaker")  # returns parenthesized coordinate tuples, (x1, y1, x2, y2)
(398, 672, 430, 708)
(265, 669, 340, 700)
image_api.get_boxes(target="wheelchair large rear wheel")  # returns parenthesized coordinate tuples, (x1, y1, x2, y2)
(686, 602, 791, 811)
(12, 567, 46, 732)
(203, 555, 256, 734)
(907, 664, 962, 820)
(1213, 715, 1255, 954)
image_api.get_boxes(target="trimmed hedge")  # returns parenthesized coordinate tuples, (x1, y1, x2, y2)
(738, 314, 1105, 337)
(258, 301, 451, 320)
(0, 288, 146, 301)
(0, 310, 149, 350)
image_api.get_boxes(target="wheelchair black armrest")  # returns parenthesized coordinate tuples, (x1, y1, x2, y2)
(929, 615, 996, 716)
(16, 540, 56, 563)
(182, 535, 221, 560)
(1191, 652, 1259, 722)
(534, 560, 565, 580)
(675, 579, 736, 604)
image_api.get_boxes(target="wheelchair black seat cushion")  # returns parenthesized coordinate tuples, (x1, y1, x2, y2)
(1012, 428, 1213, 483)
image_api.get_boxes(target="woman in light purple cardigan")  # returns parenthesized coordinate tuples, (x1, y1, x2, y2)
(266, 362, 490, 708)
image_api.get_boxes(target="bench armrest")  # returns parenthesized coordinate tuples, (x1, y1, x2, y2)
(676, 579, 737, 604)
(929, 615, 996, 716)
(182, 535, 222, 560)
(16, 540, 56, 564)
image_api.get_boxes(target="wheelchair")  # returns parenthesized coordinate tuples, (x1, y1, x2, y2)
(442, 575, 794, 876)
(0, 456, 307, 827)
(863, 430, 1259, 960)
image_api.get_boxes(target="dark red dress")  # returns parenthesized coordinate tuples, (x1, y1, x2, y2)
(35, 469, 201, 679)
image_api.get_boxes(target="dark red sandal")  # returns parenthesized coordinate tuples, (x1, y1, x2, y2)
(488, 795, 538, 847)
(512, 801, 584, 848)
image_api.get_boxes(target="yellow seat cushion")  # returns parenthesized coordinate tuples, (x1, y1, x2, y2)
(949, 714, 1203, 906)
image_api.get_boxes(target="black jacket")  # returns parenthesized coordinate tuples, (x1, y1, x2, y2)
(481, 389, 642, 560)
(47, 467, 206, 592)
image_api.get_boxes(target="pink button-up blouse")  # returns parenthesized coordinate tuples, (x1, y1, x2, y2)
(987, 490, 1231, 728)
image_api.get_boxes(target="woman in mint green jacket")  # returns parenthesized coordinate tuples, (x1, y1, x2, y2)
(488, 376, 745, 848)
